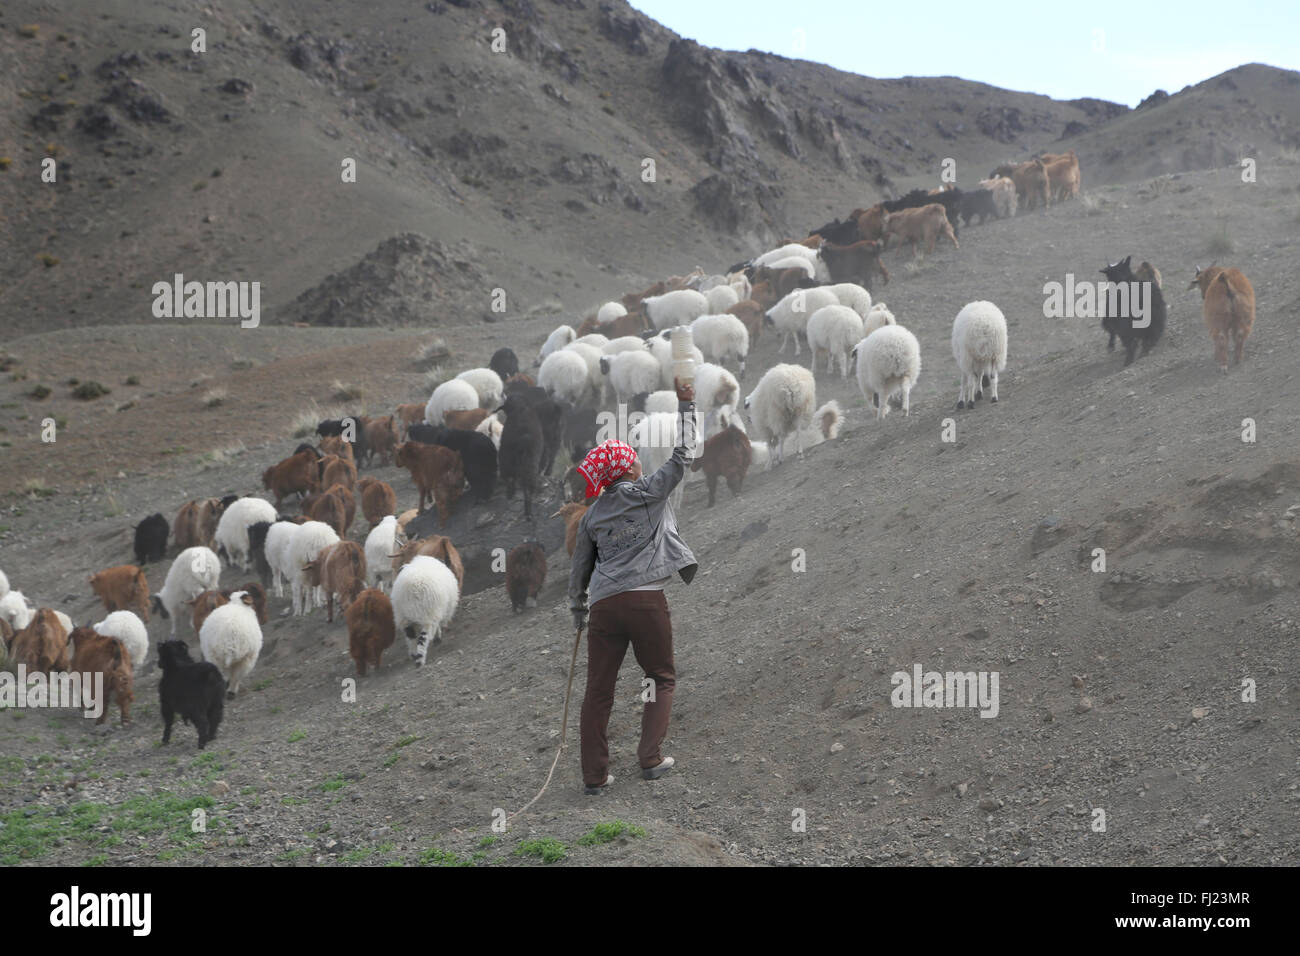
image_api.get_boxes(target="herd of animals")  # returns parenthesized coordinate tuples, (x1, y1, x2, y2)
(0, 148, 1260, 751)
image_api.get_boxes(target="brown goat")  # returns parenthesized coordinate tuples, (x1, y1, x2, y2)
(190, 582, 268, 633)
(596, 310, 651, 338)
(621, 281, 667, 314)
(356, 477, 398, 529)
(346, 588, 395, 676)
(1190, 266, 1256, 371)
(318, 454, 357, 492)
(442, 408, 490, 432)
(855, 204, 888, 242)
(550, 502, 589, 556)
(748, 279, 779, 310)
(10, 608, 70, 673)
(394, 442, 465, 525)
(395, 508, 420, 537)
(361, 415, 400, 465)
(324, 482, 356, 535)
(751, 265, 815, 299)
(395, 403, 426, 440)
(504, 373, 536, 390)
(304, 487, 348, 537)
(262, 449, 319, 506)
(319, 436, 355, 463)
(174, 497, 222, 550)
(304, 540, 367, 622)
(89, 564, 151, 622)
(689, 425, 752, 507)
(883, 204, 959, 257)
(68, 627, 134, 725)
(390, 534, 465, 592)
(1135, 261, 1163, 289)
(726, 299, 764, 346)
(993, 159, 1050, 210)
(505, 543, 547, 612)
(1041, 150, 1081, 201)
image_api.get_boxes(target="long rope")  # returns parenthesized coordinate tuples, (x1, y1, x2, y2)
(507, 623, 584, 823)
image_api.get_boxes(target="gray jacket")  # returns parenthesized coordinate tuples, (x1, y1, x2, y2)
(569, 401, 699, 612)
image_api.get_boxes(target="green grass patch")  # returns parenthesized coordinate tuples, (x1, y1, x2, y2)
(576, 821, 646, 846)
(0, 793, 214, 865)
(514, 838, 567, 864)
(287, 729, 306, 743)
(418, 846, 473, 867)
(320, 775, 347, 792)
(394, 735, 419, 748)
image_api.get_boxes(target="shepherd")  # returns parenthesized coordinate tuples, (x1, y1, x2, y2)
(569, 379, 699, 795)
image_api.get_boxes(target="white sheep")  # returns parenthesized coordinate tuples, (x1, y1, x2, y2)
(600, 335, 649, 357)
(642, 290, 709, 331)
(742, 364, 817, 468)
(778, 400, 844, 457)
(214, 496, 276, 571)
(199, 592, 263, 697)
(629, 411, 691, 510)
(862, 302, 897, 336)
(455, 367, 505, 409)
(765, 256, 816, 279)
(852, 325, 922, 420)
(694, 273, 728, 292)
(538, 348, 590, 406)
(93, 610, 149, 674)
(537, 324, 576, 365)
(690, 314, 749, 378)
(475, 413, 504, 449)
(826, 282, 872, 319)
(364, 515, 400, 592)
(951, 300, 1008, 409)
(596, 301, 627, 324)
(0, 590, 33, 632)
(287, 520, 340, 616)
(806, 305, 865, 378)
(601, 349, 662, 404)
(704, 284, 740, 313)
(727, 272, 752, 302)
(0, 568, 8, 600)
(766, 286, 840, 355)
(54, 611, 74, 637)
(644, 332, 705, 389)
(425, 378, 479, 426)
(752, 243, 819, 270)
(391, 555, 460, 667)
(640, 390, 679, 416)
(155, 547, 222, 638)
(562, 341, 605, 402)
(263, 520, 298, 598)
(574, 333, 609, 350)
(693, 361, 741, 431)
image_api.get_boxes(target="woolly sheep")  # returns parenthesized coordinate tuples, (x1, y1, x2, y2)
(600, 349, 662, 404)
(214, 496, 276, 571)
(704, 284, 740, 313)
(54, 611, 75, 636)
(287, 520, 340, 616)
(475, 413, 504, 449)
(600, 335, 648, 357)
(644, 333, 705, 389)
(629, 411, 690, 511)
(154, 547, 222, 638)
(778, 400, 844, 457)
(766, 287, 840, 355)
(693, 362, 741, 431)
(364, 515, 400, 593)
(951, 300, 1008, 409)
(742, 364, 817, 468)
(574, 333, 609, 349)
(639, 390, 679, 416)
(852, 325, 922, 420)
(562, 341, 605, 402)
(727, 272, 752, 302)
(752, 243, 819, 270)
(862, 303, 897, 336)
(391, 554, 460, 667)
(455, 367, 505, 409)
(765, 256, 816, 280)
(806, 305, 865, 378)
(425, 379, 479, 426)
(690, 314, 749, 378)
(537, 324, 576, 365)
(827, 282, 872, 319)
(538, 348, 590, 406)
(0, 590, 33, 632)
(596, 302, 627, 325)
(0, 568, 7, 600)
(749, 440, 771, 471)
(642, 290, 709, 331)
(199, 592, 263, 697)
(94, 610, 150, 674)
(262, 520, 298, 598)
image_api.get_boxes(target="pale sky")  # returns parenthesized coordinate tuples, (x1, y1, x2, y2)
(629, 0, 1299, 107)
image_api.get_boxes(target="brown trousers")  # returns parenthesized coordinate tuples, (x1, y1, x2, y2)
(580, 589, 676, 786)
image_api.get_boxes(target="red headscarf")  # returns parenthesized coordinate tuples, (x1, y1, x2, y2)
(577, 440, 638, 499)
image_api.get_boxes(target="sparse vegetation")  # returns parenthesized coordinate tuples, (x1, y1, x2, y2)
(330, 380, 363, 402)
(418, 846, 472, 867)
(28, 384, 51, 400)
(290, 401, 346, 438)
(202, 387, 227, 408)
(71, 381, 109, 400)
(422, 366, 450, 391)
(577, 821, 646, 846)
(39, 253, 59, 268)
(124, 375, 140, 386)
(18, 24, 40, 39)
(288, 729, 306, 743)
(1206, 221, 1235, 256)
(22, 478, 55, 499)
(419, 337, 450, 365)
(514, 838, 567, 863)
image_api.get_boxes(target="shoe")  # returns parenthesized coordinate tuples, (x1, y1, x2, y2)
(583, 774, 614, 795)
(642, 757, 675, 780)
